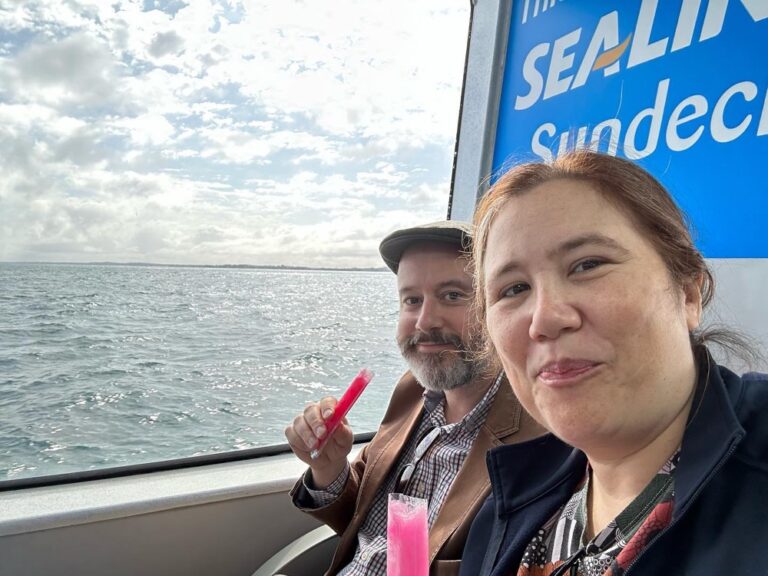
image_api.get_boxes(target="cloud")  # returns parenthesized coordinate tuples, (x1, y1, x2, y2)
(0, 0, 469, 267)
(4, 33, 126, 110)
(148, 30, 184, 58)
(111, 113, 177, 147)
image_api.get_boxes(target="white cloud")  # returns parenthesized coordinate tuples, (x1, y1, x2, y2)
(209, 1, 468, 144)
(0, 0, 468, 267)
(147, 30, 184, 58)
(110, 113, 177, 146)
(4, 33, 125, 109)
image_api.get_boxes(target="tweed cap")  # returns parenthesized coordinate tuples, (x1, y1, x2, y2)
(378, 220, 473, 273)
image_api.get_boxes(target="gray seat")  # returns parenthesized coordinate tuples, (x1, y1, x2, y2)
(252, 525, 339, 576)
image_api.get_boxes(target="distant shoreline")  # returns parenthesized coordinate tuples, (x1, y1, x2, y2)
(0, 261, 388, 272)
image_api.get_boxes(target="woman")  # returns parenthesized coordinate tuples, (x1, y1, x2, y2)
(459, 151, 768, 576)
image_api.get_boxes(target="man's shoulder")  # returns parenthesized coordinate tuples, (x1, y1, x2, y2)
(360, 371, 424, 458)
(384, 370, 425, 411)
(391, 369, 422, 391)
(485, 372, 548, 442)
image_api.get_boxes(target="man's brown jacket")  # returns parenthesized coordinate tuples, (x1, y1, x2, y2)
(290, 371, 545, 576)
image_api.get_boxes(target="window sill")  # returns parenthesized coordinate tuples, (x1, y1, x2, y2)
(0, 446, 364, 537)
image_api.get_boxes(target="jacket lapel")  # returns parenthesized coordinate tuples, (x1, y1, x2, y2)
(350, 373, 425, 529)
(328, 374, 426, 574)
(427, 374, 545, 562)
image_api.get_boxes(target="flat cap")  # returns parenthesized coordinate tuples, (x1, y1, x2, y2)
(378, 220, 473, 273)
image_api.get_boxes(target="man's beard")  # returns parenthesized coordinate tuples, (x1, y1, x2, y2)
(398, 329, 477, 392)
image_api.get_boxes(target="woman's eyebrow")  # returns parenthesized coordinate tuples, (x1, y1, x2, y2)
(553, 233, 630, 258)
(486, 233, 629, 284)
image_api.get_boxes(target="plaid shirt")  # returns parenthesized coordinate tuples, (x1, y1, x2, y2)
(303, 375, 502, 575)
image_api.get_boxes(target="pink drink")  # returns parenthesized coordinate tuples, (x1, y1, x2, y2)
(310, 368, 374, 459)
(387, 494, 429, 576)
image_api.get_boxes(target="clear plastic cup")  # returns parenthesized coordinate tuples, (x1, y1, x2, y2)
(387, 493, 428, 576)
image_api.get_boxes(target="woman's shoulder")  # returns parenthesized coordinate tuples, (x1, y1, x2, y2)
(734, 369, 768, 414)
(740, 370, 768, 385)
(717, 362, 768, 406)
(725, 368, 768, 471)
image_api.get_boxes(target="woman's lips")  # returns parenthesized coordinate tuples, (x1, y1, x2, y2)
(537, 359, 601, 386)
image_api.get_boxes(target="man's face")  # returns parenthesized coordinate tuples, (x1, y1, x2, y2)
(396, 242, 477, 392)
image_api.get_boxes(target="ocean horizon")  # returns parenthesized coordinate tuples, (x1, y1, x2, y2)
(1, 260, 390, 272)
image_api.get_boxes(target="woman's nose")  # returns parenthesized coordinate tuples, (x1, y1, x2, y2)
(528, 285, 582, 341)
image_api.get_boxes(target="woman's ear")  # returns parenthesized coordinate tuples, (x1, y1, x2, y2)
(683, 273, 704, 332)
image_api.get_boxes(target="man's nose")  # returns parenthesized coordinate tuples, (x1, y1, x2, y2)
(415, 298, 444, 333)
(528, 284, 581, 341)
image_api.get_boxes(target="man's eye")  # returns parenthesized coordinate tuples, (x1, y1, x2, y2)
(502, 283, 530, 298)
(403, 296, 420, 305)
(444, 291, 467, 302)
(572, 258, 605, 273)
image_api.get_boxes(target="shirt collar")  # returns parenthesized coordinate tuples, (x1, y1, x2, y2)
(421, 373, 503, 434)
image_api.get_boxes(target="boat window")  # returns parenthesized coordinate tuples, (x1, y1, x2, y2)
(0, 1, 470, 483)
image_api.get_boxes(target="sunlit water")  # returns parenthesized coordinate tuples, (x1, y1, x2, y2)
(0, 263, 406, 480)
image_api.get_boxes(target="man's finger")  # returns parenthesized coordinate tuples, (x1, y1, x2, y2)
(293, 413, 318, 450)
(284, 425, 311, 456)
(302, 403, 328, 440)
(318, 396, 338, 421)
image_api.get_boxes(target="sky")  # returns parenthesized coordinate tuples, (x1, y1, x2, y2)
(0, 0, 469, 267)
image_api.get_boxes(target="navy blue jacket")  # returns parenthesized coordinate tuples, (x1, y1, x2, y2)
(460, 354, 768, 575)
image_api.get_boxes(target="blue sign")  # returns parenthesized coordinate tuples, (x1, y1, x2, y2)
(493, 0, 768, 257)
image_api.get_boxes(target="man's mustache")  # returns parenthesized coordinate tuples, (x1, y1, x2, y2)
(403, 330, 464, 351)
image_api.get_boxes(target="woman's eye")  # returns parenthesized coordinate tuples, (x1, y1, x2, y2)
(572, 258, 604, 273)
(502, 283, 530, 298)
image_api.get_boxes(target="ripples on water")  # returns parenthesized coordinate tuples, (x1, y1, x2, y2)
(0, 263, 405, 480)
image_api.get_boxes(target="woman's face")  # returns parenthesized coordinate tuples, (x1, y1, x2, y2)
(482, 178, 702, 458)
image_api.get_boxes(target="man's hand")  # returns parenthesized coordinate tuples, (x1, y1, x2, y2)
(285, 396, 354, 489)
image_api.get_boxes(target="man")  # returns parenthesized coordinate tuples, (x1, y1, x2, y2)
(285, 221, 543, 575)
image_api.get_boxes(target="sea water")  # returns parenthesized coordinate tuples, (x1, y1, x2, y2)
(0, 263, 406, 480)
